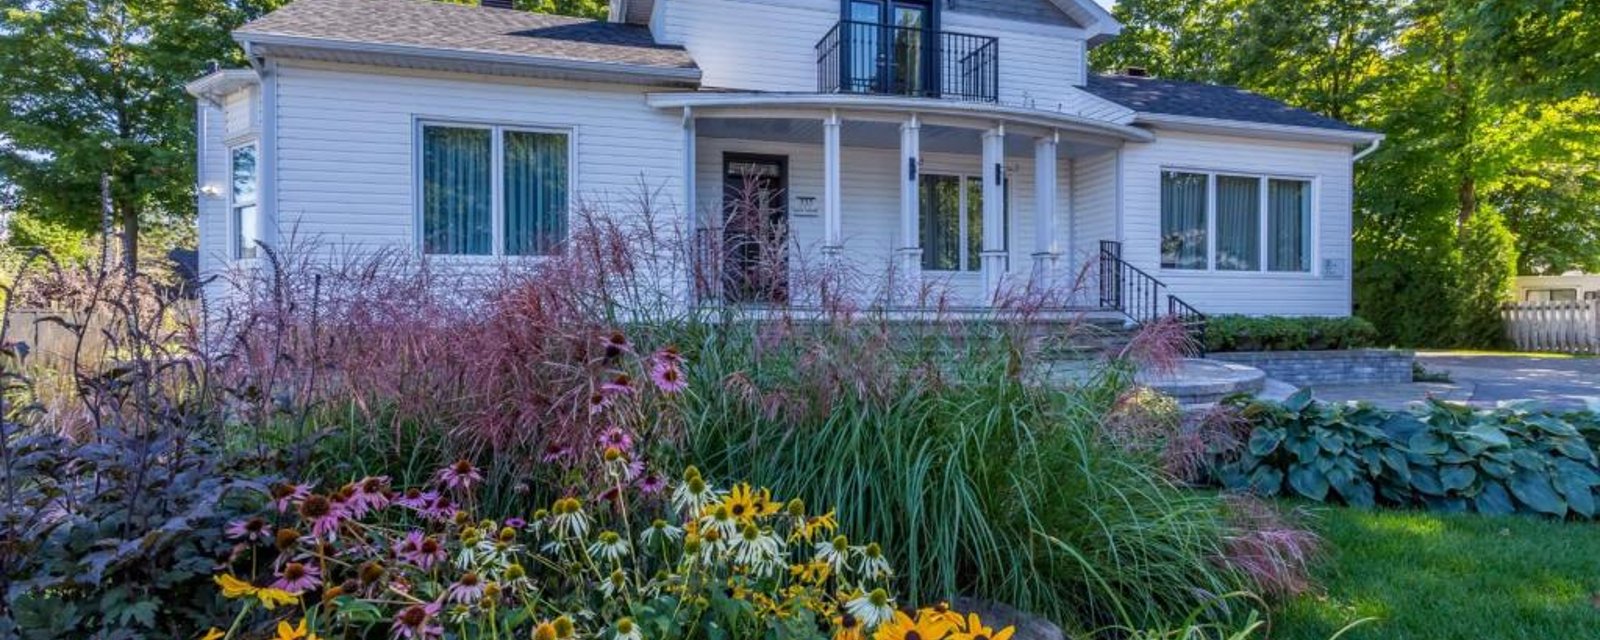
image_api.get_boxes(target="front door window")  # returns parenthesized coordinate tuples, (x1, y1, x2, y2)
(721, 154, 789, 305)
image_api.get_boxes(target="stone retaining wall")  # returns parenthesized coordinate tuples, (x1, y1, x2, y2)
(1206, 349, 1414, 386)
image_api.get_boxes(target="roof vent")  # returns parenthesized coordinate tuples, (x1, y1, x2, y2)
(1124, 67, 1150, 78)
(481, 0, 514, 8)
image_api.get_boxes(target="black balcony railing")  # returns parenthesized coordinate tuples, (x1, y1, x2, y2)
(816, 20, 998, 102)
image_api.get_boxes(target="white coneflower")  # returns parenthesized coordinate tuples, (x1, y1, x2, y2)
(639, 519, 684, 548)
(670, 468, 722, 517)
(856, 542, 893, 581)
(732, 524, 783, 576)
(815, 535, 851, 576)
(843, 588, 895, 629)
(614, 617, 643, 640)
(588, 530, 631, 563)
(549, 497, 591, 540)
(698, 503, 740, 540)
(454, 527, 483, 570)
(599, 568, 629, 598)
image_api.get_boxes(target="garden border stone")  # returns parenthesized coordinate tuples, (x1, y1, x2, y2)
(1206, 349, 1414, 386)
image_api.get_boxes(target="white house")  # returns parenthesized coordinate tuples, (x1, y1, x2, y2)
(187, 0, 1383, 320)
(1514, 273, 1600, 303)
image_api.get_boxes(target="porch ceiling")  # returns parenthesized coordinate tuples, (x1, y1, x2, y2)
(695, 117, 1120, 158)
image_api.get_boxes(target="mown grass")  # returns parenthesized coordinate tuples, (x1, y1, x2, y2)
(1274, 506, 1600, 640)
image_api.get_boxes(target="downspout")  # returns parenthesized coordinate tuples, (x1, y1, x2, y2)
(1352, 138, 1382, 162)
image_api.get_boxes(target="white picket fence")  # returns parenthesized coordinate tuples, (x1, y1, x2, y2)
(1502, 301, 1600, 353)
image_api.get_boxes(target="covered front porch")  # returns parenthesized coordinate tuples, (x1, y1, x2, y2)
(649, 93, 1153, 311)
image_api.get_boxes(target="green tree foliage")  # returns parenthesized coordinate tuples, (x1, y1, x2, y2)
(0, 0, 280, 267)
(1094, 0, 1600, 347)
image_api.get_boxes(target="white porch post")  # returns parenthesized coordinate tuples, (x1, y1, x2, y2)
(980, 124, 1007, 301)
(822, 110, 843, 258)
(1031, 131, 1060, 288)
(896, 114, 922, 296)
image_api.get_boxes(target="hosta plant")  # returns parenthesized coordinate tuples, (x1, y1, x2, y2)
(206, 449, 1016, 640)
(1212, 390, 1600, 518)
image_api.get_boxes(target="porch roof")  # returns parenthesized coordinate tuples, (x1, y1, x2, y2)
(646, 92, 1157, 143)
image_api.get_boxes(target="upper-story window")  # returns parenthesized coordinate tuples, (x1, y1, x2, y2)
(1160, 169, 1314, 273)
(418, 122, 570, 257)
(230, 143, 259, 260)
(818, 0, 998, 102)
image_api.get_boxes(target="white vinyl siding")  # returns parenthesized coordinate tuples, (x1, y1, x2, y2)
(269, 61, 682, 256)
(197, 101, 229, 285)
(1069, 149, 1118, 262)
(1121, 130, 1353, 316)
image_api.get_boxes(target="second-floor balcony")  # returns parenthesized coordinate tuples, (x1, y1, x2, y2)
(816, 20, 999, 103)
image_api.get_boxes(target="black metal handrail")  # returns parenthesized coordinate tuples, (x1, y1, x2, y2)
(1099, 241, 1208, 355)
(816, 20, 998, 102)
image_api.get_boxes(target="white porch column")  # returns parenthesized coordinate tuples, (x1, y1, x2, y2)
(1031, 131, 1060, 287)
(896, 114, 922, 294)
(980, 124, 1007, 301)
(822, 110, 843, 258)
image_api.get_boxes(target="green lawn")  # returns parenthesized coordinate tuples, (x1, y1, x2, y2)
(1272, 506, 1600, 640)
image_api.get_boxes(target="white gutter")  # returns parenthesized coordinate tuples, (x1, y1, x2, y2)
(646, 92, 1157, 142)
(234, 32, 702, 86)
(1352, 137, 1383, 162)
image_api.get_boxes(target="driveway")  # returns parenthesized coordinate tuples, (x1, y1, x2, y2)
(1312, 352, 1600, 412)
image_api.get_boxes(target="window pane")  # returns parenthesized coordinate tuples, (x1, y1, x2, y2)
(1161, 171, 1208, 269)
(1267, 179, 1311, 272)
(422, 126, 492, 255)
(235, 204, 258, 259)
(231, 145, 257, 204)
(1215, 176, 1260, 271)
(504, 130, 568, 256)
(920, 175, 960, 271)
(966, 176, 982, 272)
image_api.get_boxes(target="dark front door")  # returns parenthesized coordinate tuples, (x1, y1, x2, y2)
(721, 154, 789, 304)
(845, 0, 933, 96)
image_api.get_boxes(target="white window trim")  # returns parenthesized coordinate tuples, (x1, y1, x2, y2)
(1158, 166, 1320, 278)
(412, 118, 577, 260)
(919, 170, 1010, 274)
(228, 140, 259, 261)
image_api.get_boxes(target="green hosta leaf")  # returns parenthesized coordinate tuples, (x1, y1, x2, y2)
(1248, 466, 1284, 496)
(1335, 476, 1376, 508)
(1381, 413, 1428, 442)
(1509, 469, 1567, 516)
(1283, 388, 1315, 413)
(1248, 427, 1286, 457)
(1289, 436, 1321, 462)
(1379, 448, 1410, 475)
(1411, 467, 1444, 496)
(1289, 463, 1330, 501)
(1320, 434, 1347, 455)
(1441, 465, 1477, 493)
(1479, 457, 1514, 479)
(1408, 431, 1450, 456)
(1552, 437, 1596, 462)
(1557, 476, 1595, 518)
(1512, 449, 1548, 470)
(1463, 423, 1512, 448)
(1474, 481, 1516, 516)
(1524, 413, 1580, 437)
(1361, 448, 1383, 475)
(1455, 435, 1492, 457)
(1553, 458, 1600, 487)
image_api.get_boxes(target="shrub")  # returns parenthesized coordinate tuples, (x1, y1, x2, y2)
(683, 319, 1258, 631)
(1202, 315, 1378, 353)
(1210, 390, 1600, 518)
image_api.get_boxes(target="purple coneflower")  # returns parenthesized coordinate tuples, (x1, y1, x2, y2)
(597, 426, 634, 453)
(395, 530, 448, 570)
(436, 460, 483, 493)
(602, 373, 634, 396)
(505, 516, 527, 529)
(272, 560, 323, 594)
(637, 473, 669, 495)
(541, 443, 574, 464)
(600, 330, 632, 361)
(226, 516, 272, 544)
(446, 572, 487, 605)
(650, 355, 688, 394)
(421, 495, 457, 522)
(395, 488, 437, 511)
(268, 482, 312, 513)
(586, 391, 612, 416)
(349, 476, 392, 515)
(391, 602, 444, 640)
(298, 494, 346, 540)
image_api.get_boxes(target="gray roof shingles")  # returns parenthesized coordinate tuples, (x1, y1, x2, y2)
(237, 0, 697, 71)
(1084, 74, 1372, 133)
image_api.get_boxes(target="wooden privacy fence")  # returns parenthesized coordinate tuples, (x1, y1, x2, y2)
(1502, 301, 1600, 354)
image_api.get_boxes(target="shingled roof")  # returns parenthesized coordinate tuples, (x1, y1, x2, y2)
(236, 0, 697, 72)
(1085, 73, 1372, 134)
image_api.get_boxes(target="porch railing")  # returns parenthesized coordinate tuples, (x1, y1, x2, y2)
(1098, 240, 1208, 355)
(815, 20, 999, 102)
